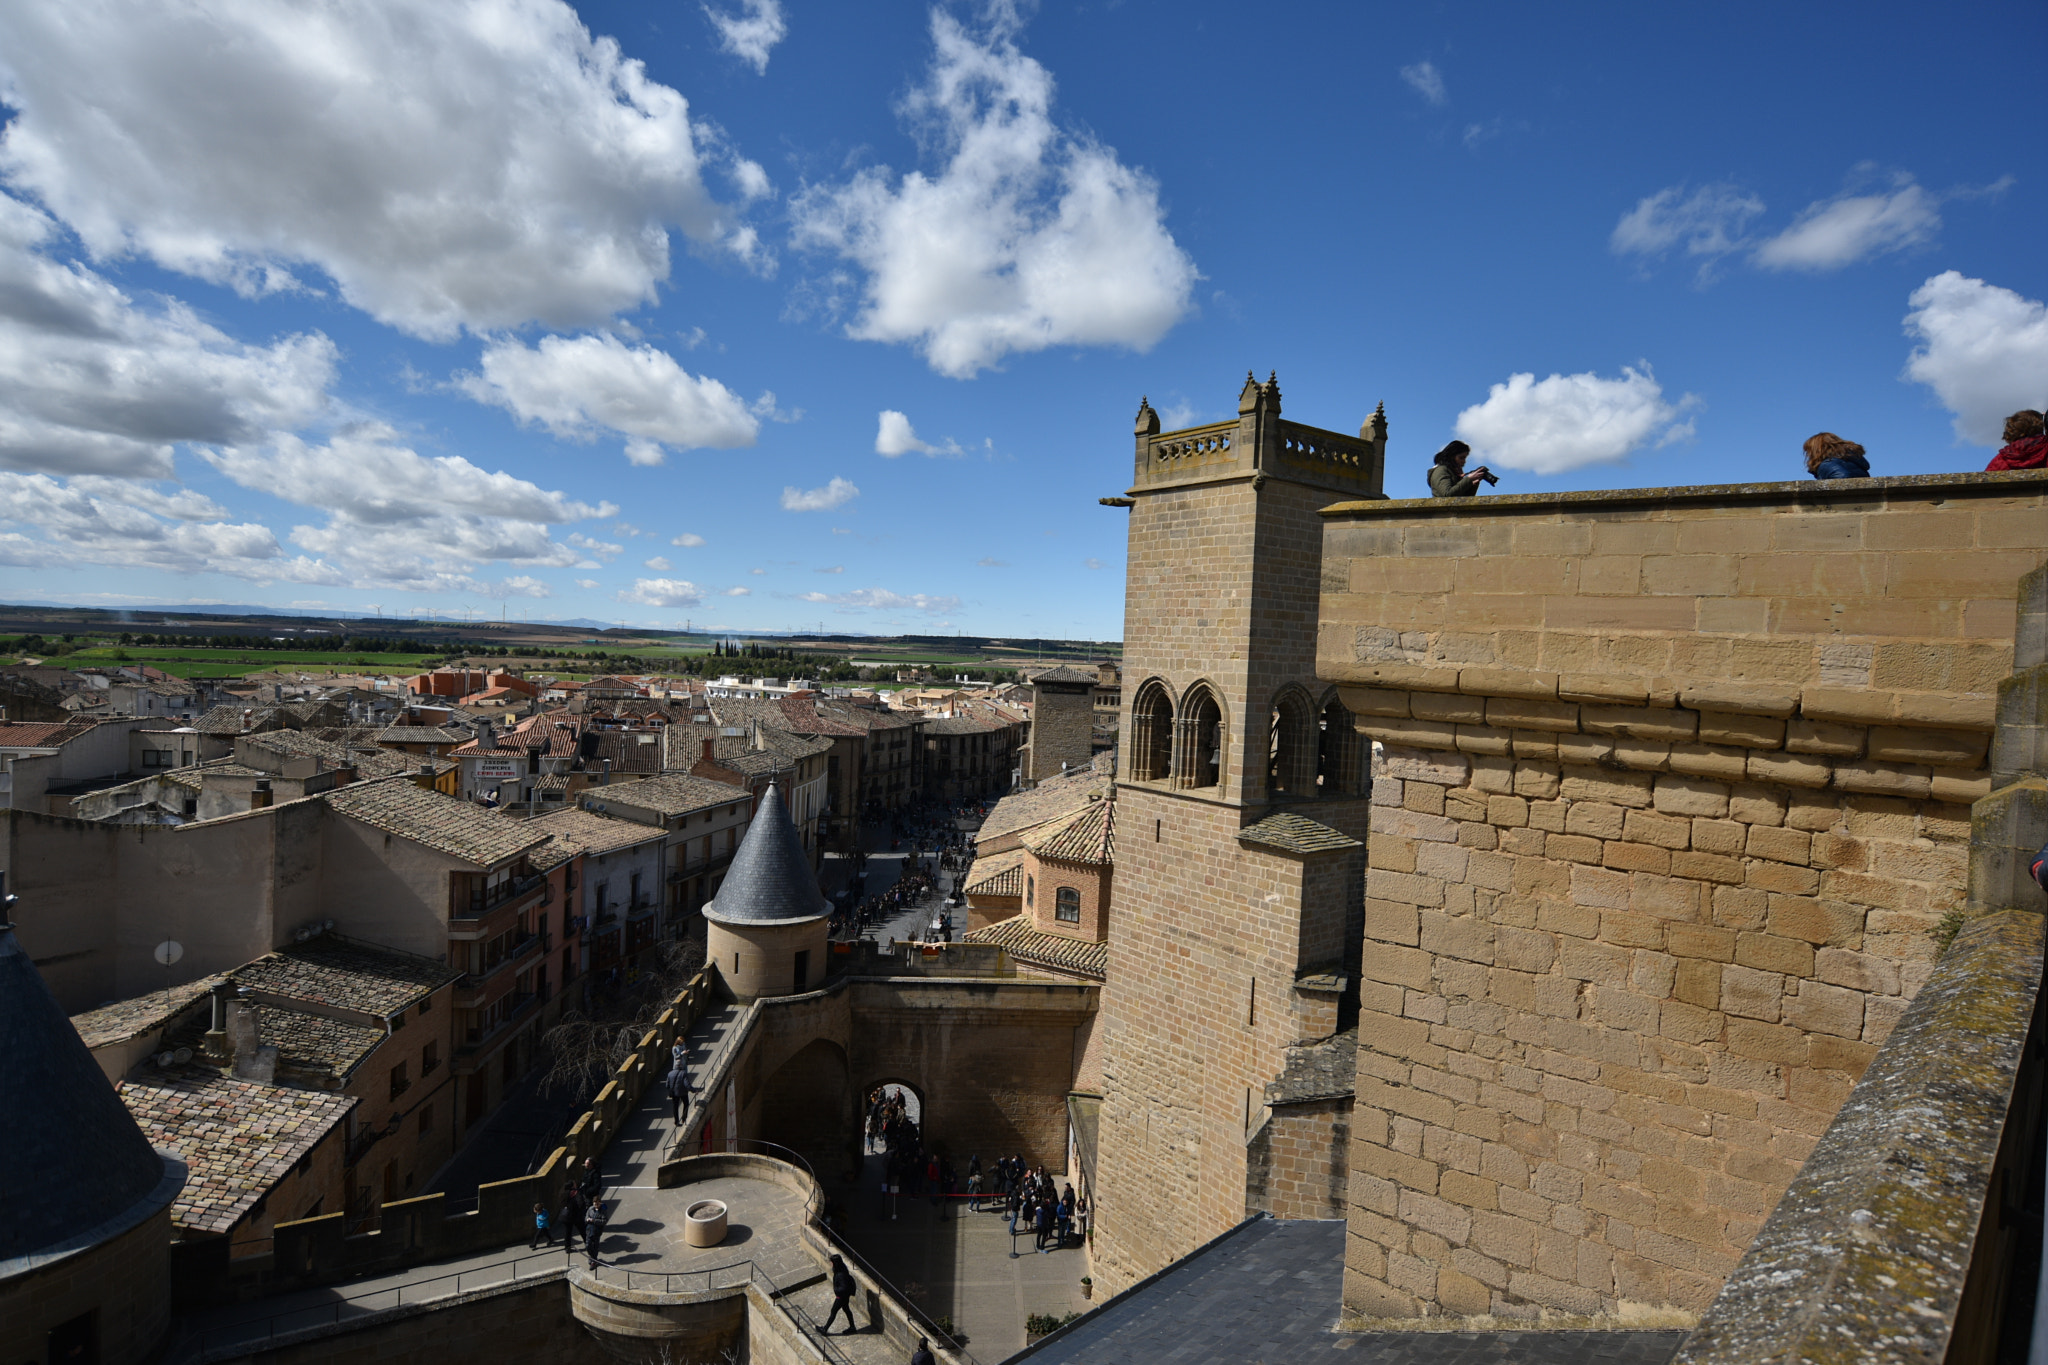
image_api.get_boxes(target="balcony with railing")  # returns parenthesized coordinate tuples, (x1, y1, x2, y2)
(451, 930, 544, 1007)
(457, 986, 545, 1056)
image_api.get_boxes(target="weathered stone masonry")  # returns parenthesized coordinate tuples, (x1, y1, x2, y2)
(1316, 472, 2048, 1322)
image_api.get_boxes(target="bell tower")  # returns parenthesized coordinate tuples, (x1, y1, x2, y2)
(1091, 374, 1388, 1289)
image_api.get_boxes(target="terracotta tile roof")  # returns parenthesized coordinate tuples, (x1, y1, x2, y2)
(979, 766, 1111, 845)
(120, 1071, 355, 1234)
(242, 729, 447, 781)
(72, 972, 231, 1049)
(376, 725, 471, 745)
(1028, 665, 1100, 685)
(530, 832, 582, 872)
(592, 772, 750, 818)
(962, 848, 1026, 898)
(161, 760, 266, 793)
(1024, 799, 1115, 865)
(192, 705, 274, 735)
(0, 720, 97, 748)
(250, 1007, 386, 1080)
(526, 807, 666, 856)
(233, 934, 461, 1017)
(325, 779, 547, 867)
(1236, 812, 1362, 856)
(965, 914, 1106, 979)
(923, 715, 1001, 735)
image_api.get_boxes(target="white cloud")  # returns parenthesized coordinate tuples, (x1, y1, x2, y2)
(790, 7, 1195, 377)
(0, 469, 320, 582)
(203, 425, 618, 593)
(1754, 176, 1940, 271)
(614, 521, 648, 537)
(977, 557, 1006, 567)
(1453, 364, 1700, 475)
(0, 0, 763, 340)
(797, 587, 961, 613)
(619, 577, 706, 607)
(575, 578, 601, 589)
(781, 477, 859, 511)
(724, 586, 751, 596)
(703, 0, 787, 75)
(1083, 557, 1104, 570)
(1399, 61, 1446, 106)
(207, 426, 614, 525)
(672, 532, 707, 546)
(749, 567, 767, 575)
(815, 565, 845, 574)
(875, 409, 964, 457)
(1903, 272, 2048, 446)
(0, 193, 336, 478)
(1610, 183, 1765, 269)
(461, 333, 759, 463)
(498, 575, 552, 598)
(645, 556, 673, 571)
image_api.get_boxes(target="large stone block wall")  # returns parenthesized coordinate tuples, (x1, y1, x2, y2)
(1347, 742, 1963, 1319)
(1023, 685, 1094, 784)
(1246, 1097, 1352, 1221)
(1093, 788, 1364, 1291)
(1316, 472, 2048, 1323)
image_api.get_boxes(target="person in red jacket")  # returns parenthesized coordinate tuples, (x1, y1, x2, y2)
(1986, 410, 2046, 471)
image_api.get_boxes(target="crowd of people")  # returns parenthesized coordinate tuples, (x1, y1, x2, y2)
(528, 1155, 609, 1271)
(1424, 408, 2048, 498)
(983, 1154, 1087, 1254)
(829, 798, 993, 941)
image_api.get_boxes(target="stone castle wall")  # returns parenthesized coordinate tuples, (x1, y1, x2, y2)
(1022, 684, 1094, 784)
(1315, 472, 2048, 1321)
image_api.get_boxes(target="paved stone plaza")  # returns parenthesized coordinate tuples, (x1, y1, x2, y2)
(830, 1151, 1090, 1362)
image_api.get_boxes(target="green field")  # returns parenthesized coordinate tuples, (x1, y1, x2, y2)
(56, 647, 437, 679)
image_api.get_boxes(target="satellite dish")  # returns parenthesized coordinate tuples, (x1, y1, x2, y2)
(172, 1047, 193, 1064)
(154, 940, 184, 967)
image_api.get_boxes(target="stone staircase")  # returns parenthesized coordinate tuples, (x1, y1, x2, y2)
(775, 1275, 913, 1365)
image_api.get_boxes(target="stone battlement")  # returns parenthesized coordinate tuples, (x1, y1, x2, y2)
(1313, 470, 2048, 1325)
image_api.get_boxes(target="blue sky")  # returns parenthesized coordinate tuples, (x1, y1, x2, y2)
(0, 0, 2042, 641)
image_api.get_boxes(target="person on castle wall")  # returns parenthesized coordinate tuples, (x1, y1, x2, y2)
(1803, 432, 1871, 479)
(1987, 410, 2048, 470)
(1427, 440, 1498, 497)
(823, 1254, 858, 1334)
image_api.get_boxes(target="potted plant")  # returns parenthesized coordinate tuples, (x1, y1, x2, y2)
(1080, 1276, 1093, 1300)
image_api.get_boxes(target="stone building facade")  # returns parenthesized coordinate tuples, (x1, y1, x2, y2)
(1314, 474, 2048, 1322)
(1020, 665, 1097, 785)
(1089, 376, 1380, 1291)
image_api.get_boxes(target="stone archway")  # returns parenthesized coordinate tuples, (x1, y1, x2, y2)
(755, 1037, 849, 1175)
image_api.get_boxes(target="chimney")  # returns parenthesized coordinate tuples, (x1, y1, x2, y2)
(702, 738, 715, 763)
(229, 992, 277, 1084)
(250, 778, 273, 810)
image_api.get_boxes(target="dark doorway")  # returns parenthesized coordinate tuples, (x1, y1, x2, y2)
(47, 1310, 97, 1365)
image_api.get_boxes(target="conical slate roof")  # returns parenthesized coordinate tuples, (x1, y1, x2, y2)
(703, 784, 827, 925)
(1, 923, 175, 1267)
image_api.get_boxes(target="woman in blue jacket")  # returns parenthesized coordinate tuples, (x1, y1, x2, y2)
(1803, 433, 1870, 479)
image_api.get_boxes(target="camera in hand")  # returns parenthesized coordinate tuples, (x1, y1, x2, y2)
(1475, 468, 1499, 486)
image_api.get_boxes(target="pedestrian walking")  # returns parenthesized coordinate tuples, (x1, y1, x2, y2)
(560, 1185, 587, 1251)
(584, 1195, 608, 1269)
(822, 1254, 858, 1334)
(665, 1062, 692, 1125)
(529, 1201, 552, 1249)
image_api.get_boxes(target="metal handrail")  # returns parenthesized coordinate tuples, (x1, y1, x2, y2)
(191, 1249, 565, 1354)
(817, 1217, 966, 1358)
